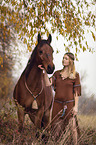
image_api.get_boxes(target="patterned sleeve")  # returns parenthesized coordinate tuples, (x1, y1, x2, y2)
(74, 72, 81, 96)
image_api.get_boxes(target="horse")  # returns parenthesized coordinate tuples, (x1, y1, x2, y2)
(13, 34, 55, 133)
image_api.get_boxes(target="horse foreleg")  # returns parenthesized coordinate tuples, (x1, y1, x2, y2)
(29, 106, 44, 129)
(35, 106, 44, 128)
(17, 106, 25, 132)
(42, 109, 51, 129)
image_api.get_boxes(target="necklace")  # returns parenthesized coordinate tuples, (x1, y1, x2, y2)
(60, 70, 76, 80)
(60, 70, 69, 80)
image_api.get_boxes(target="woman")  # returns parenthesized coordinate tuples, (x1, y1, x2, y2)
(50, 52, 81, 144)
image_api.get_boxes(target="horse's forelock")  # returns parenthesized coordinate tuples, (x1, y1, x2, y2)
(39, 40, 51, 48)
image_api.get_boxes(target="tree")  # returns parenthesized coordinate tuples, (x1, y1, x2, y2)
(0, 20, 15, 107)
(1, 0, 96, 57)
(0, 51, 14, 108)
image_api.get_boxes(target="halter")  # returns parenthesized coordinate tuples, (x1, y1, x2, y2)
(25, 80, 43, 109)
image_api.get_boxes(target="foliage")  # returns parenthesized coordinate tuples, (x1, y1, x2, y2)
(1, 0, 96, 55)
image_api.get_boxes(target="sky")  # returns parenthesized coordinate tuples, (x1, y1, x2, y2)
(76, 51, 96, 95)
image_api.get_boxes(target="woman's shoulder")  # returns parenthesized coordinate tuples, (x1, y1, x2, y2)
(76, 72, 80, 77)
(53, 69, 61, 77)
(75, 72, 81, 80)
(54, 69, 62, 74)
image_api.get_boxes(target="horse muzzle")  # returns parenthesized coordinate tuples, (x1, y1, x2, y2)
(47, 64, 55, 74)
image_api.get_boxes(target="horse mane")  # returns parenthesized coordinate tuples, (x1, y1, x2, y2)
(24, 45, 37, 78)
(23, 40, 51, 79)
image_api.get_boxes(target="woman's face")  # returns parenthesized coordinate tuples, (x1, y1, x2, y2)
(63, 54, 70, 66)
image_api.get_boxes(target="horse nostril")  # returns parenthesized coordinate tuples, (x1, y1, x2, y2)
(47, 64, 55, 74)
(48, 65, 51, 71)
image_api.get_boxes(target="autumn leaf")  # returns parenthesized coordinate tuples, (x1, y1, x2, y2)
(91, 31, 96, 41)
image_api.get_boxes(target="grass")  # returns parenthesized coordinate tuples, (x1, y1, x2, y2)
(77, 114, 96, 145)
(0, 100, 96, 145)
(78, 114, 96, 129)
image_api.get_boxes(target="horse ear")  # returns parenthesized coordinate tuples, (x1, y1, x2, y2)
(38, 33, 41, 43)
(47, 34, 52, 44)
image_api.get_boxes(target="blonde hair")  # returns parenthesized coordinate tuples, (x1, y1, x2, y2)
(68, 57, 76, 79)
(62, 54, 76, 79)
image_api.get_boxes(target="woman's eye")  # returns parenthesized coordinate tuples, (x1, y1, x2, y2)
(64, 57, 68, 60)
(39, 50, 43, 54)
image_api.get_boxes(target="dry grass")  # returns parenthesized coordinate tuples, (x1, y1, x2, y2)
(0, 101, 96, 145)
(78, 114, 96, 129)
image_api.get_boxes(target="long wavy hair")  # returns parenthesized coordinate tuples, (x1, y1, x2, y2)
(62, 54, 76, 79)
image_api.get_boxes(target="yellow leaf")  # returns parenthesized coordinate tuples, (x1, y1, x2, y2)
(27, 45, 32, 52)
(23, 38, 27, 44)
(91, 31, 96, 41)
(83, 46, 86, 52)
(56, 49, 59, 54)
(56, 36, 58, 40)
(76, 47, 78, 53)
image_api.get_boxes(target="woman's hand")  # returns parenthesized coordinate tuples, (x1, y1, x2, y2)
(73, 91, 79, 115)
(38, 65, 44, 70)
(49, 77, 52, 85)
(73, 106, 78, 115)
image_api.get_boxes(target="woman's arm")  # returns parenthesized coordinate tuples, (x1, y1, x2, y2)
(38, 65, 52, 86)
(73, 73, 81, 114)
(73, 91, 79, 114)
(38, 64, 56, 87)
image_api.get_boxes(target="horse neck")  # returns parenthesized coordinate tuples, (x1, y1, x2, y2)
(26, 64, 43, 90)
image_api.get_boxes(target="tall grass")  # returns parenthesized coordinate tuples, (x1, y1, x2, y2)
(0, 99, 96, 144)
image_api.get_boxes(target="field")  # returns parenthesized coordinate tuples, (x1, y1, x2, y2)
(0, 100, 96, 145)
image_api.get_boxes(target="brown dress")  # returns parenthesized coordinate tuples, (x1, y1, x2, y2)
(51, 70, 81, 130)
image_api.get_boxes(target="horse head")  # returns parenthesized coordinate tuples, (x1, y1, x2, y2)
(36, 34, 55, 74)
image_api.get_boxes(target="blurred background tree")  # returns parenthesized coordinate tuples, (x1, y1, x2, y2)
(79, 71, 96, 114)
(0, 26, 15, 108)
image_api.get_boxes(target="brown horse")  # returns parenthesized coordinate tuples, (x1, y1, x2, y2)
(13, 34, 55, 132)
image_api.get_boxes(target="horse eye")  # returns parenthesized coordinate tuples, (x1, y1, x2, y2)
(39, 50, 43, 54)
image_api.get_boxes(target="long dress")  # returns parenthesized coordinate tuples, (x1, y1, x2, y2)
(51, 70, 81, 140)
